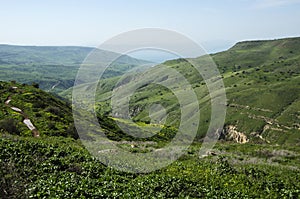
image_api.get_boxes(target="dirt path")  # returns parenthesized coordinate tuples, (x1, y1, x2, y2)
(47, 81, 60, 92)
(4, 87, 40, 137)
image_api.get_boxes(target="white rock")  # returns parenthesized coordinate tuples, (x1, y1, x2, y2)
(11, 107, 22, 112)
(23, 119, 36, 131)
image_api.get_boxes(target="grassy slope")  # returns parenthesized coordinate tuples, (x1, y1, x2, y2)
(0, 81, 76, 138)
(0, 38, 300, 198)
(214, 37, 300, 144)
(75, 37, 300, 145)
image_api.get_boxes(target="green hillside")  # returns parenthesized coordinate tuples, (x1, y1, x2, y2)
(0, 81, 77, 138)
(71, 37, 300, 145)
(214, 37, 300, 144)
(0, 45, 152, 93)
(1, 38, 300, 198)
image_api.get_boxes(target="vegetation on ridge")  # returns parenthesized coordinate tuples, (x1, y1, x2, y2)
(0, 37, 300, 198)
(0, 81, 77, 138)
(66, 37, 300, 145)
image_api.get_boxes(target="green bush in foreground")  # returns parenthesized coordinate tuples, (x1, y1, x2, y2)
(1, 135, 299, 198)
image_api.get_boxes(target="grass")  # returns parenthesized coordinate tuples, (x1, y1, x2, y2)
(1, 37, 300, 198)
(78, 37, 300, 145)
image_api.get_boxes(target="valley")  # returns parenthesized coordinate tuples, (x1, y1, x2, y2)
(0, 37, 300, 198)
(64, 37, 300, 145)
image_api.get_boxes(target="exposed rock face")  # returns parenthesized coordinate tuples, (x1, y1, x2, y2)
(130, 106, 142, 117)
(221, 125, 249, 144)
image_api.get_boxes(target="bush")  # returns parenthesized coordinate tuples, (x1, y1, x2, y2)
(45, 106, 61, 116)
(0, 160, 28, 198)
(0, 118, 19, 135)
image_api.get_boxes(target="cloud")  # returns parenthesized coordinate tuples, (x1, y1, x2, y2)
(254, 0, 300, 8)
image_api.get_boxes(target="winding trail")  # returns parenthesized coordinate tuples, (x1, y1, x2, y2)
(4, 87, 40, 137)
(47, 81, 60, 92)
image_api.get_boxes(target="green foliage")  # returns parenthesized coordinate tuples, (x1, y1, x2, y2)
(0, 135, 299, 198)
(97, 115, 177, 143)
(1, 38, 300, 198)
(0, 118, 20, 135)
(0, 81, 77, 138)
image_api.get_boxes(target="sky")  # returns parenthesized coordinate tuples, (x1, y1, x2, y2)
(0, 0, 300, 55)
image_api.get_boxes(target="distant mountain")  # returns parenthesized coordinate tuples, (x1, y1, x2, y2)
(0, 45, 93, 65)
(0, 45, 152, 93)
(71, 37, 300, 145)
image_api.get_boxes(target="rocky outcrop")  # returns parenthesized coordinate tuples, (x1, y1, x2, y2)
(221, 125, 249, 143)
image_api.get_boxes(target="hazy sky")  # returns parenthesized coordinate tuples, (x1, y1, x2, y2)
(1, 0, 300, 53)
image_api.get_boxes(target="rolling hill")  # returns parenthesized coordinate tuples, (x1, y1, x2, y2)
(66, 37, 300, 145)
(1, 38, 300, 198)
(0, 45, 152, 93)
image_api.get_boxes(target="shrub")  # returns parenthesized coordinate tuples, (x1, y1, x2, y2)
(0, 118, 19, 135)
(45, 106, 61, 116)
